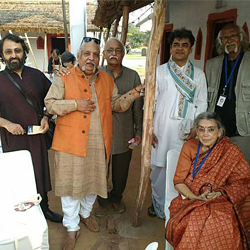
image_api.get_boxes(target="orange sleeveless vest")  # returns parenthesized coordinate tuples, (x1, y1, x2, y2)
(52, 67, 114, 162)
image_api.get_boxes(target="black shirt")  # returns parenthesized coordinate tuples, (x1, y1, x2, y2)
(215, 52, 244, 137)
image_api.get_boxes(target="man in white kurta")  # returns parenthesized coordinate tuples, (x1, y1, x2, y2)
(150, 28, 207, 219)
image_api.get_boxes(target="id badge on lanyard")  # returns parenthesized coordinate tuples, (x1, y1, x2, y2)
(216, 53, 240, 108)
(217, 95, 227, 107)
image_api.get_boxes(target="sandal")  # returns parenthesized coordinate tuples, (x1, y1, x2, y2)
(147, 204, 156, 217)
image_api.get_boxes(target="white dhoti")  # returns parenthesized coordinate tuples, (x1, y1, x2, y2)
(61, 194, 97, 232)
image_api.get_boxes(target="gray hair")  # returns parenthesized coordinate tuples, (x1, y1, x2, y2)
(216, 24, 249, 55)
(77, 41, 100, 59)
(105, 37, 125, 52)
(194, 111, 226, 138)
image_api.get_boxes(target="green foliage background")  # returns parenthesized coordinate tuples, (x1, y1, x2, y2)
(127, 23, 150, 48)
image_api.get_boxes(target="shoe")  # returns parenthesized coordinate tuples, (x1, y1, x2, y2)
(112, 201, 126, 214)
(95, 204, 109, 217)
(63, 231, 80, 250)
(80, 215, 99, 232)
(44, 209, 63, 223)
(147, 204, 156, 217)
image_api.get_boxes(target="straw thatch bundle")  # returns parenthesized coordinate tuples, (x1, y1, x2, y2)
(92, 0, 154, 28)
(0, 0, 99, 34)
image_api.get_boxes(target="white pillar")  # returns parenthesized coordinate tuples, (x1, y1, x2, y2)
(69, 0, 87, 56)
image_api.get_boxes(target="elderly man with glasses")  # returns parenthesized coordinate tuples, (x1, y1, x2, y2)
(206, 24, 250, 165)
(45, 37, 143, 250)
(95, 38, 143, 217)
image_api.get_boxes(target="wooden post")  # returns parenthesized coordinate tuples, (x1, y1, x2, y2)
(24, 33, 39, 69)
(62, 0, 69, 51)
(101, 25, 111, 67)
(112, 16, 121, 37)
(99, 27, 103, 41)
(43, 33, 48, 72)
(121, 0, 129, 45)
(132, 0, 166, 228)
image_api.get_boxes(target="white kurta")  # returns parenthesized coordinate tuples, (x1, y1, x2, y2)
(151, 62, 208, 168)
(150, 61, 207, 219)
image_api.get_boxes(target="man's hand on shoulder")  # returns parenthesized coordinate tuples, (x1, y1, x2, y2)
(56, 67, 71, 77)
(76, 99, 96, 113)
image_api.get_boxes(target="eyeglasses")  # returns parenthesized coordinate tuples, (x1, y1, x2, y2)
(81, 37, 100, 45)
(105, 48, 123, 54)
(220, 34, 240, 42)
(197, 126, 218, 134)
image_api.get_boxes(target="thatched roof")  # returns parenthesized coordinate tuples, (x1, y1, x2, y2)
(0, 0, 99, 34)
(93, 0, 154, 28)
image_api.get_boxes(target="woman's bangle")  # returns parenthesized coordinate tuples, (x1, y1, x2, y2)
(74, 100, 78, 110)
(134, 88, 140, 93)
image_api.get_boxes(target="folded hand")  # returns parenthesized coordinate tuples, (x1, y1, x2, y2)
(76, 99, 96, 113)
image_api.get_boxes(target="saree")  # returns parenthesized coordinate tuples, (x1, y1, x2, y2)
(166, 137, 250, 250)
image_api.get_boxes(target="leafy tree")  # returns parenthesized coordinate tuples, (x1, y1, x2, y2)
(127, 23, 150, 48)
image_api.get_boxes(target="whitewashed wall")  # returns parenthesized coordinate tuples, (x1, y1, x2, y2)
(0, 31, 95, 72)
(168, 0, 250, 69)
(24, 33, 47, 72)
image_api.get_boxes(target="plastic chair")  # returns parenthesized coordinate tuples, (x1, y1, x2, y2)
(165, 149, 180, 250)
(0, 150, 49, 250)
(145, 242, 159, 250)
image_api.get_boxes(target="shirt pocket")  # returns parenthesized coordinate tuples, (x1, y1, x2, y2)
(242, 82, 250, 102)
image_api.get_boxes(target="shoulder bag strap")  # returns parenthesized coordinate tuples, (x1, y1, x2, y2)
(3, 70, 43, 119)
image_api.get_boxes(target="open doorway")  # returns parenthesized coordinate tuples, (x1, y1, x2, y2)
(204, 9, 237, 67)
(47, 34, 70, 58)
(51, 37, 65, 55)
(160, 24, 173, 65)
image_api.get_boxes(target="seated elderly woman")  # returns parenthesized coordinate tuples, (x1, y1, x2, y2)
(166, 111, 250, 250)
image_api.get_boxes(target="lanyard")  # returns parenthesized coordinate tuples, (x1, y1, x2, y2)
(223, 53, 241, 95)
(192, 141, 215, 180)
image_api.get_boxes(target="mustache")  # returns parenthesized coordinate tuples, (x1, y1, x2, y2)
(81, 60, 96, 73)
(226, 41, 237, 46)
(225, 42, 238, 54)
(10, 57, 21, 62)
(109, 55, 118, 60)
(84, 60, 96, 67)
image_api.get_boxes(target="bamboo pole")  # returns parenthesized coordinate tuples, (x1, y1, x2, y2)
(62, 0, 69, 51)
(112, 16, 121, 37)
(24, 33, 39, 69)
(132, 0, 166, 228)
(121, 0, 129, 45)
(101, 25, 111, 67)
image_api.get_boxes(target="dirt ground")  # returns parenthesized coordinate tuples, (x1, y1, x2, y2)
(47, 146, 166, 250)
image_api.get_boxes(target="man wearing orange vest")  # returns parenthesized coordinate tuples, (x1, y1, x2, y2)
(45, 37, 143, 250)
